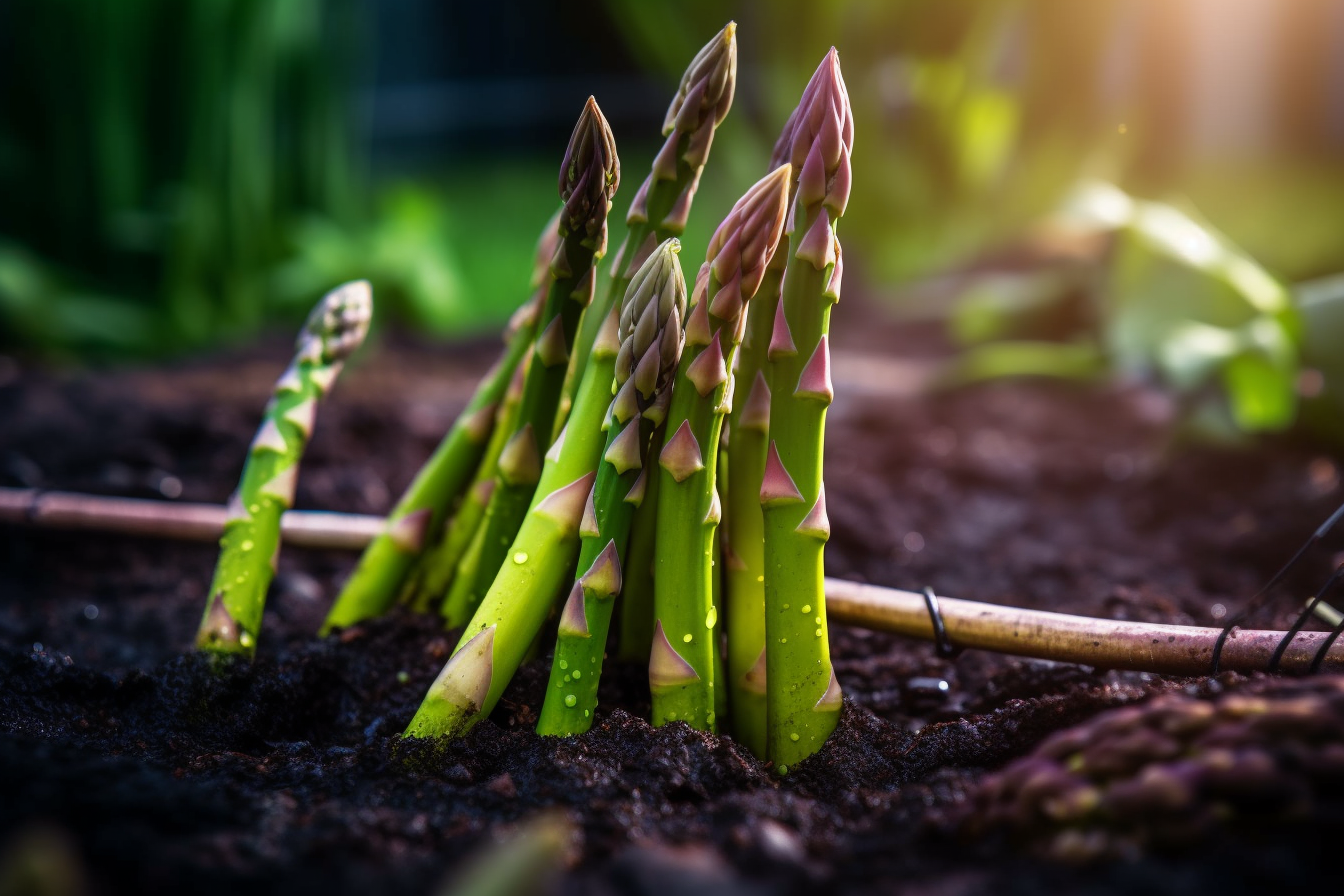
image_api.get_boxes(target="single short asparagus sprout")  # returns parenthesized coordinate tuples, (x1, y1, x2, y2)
(196, 280, 372, 658)
(446, 97, 620, 621)
(761, 48, 853, 773)
(649, 164, 792, 731)
(556, 22, 736, 438)
(325, 290, 542, 630)
(399, 213, 562, 616)
(537, 239, 687, 736)
(405, 251, 690, 744)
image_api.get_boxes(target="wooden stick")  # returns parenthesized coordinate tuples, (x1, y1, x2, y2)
(822, 578, 1343, 676)
(4, 487, 1340, 673)
(0, 488, 381, 550)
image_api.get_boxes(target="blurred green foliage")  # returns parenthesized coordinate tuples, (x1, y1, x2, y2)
(3, 0, 1343, 369)
(946, 183, 1304, 438)
(0, 0, 532, 357)
(0, 0, 366, 355)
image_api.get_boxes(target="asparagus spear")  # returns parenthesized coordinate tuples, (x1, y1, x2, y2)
(723, 290, 779, 754)
(406, 251, 684, 740)
(649, 164, 792, 731)
(445, 97, 620, 621)
(196, 281, 372, 658)
(536, 239, 687, 736)
(712, 438, 729, 725)
(555, 22, 736, 439)
(399, 213, 562, 615)
(439, 482, 499, 626)
(324, 293, 541, 630)
(761, 49, 853, 773)
(612, 426, 663, 662)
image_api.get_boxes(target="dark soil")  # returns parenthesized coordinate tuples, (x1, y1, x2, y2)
(3, 315, 1343, 895)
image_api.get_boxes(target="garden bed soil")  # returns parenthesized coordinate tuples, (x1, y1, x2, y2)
(2, 310, 1342, 895)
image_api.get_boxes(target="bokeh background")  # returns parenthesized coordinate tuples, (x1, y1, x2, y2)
(2, 0, 1343, 419)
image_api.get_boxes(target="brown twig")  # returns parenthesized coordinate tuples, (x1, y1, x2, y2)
(3, 486, 1340, 674)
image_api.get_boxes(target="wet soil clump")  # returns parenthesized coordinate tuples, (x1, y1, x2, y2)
(2, 323, 1342, 894)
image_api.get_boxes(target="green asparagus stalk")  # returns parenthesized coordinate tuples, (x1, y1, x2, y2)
(537, 239, 687, 736)
(196, 281, 372, 658)
(555, 22, 736, 440)
(649, 164, 792, 731)
(446, 97, 620, 620)
(442, 515, 492, 624)
(612, 424, 664, 662)
(761, 49, 853, 773)
(712, 437, 729, 725)
(723, 280, 779, 754)
(723, 114, 812, 757)
(406, 253, 682, 740)
(324, 293, 541, 630)
(399, 213, 562, 615)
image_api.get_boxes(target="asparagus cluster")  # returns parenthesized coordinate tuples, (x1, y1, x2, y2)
(968, 677, 1344, 861)
(179, 28, 853, 770)
(196, 281, 371, 658)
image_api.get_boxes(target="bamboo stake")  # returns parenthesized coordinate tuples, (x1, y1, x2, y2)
(822, 578, 1343, 676)
(4, 487, 1340, 674)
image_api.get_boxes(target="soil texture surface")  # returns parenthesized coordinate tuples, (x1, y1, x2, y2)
(2, 313, 1342, 895)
